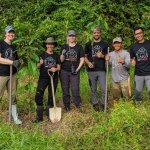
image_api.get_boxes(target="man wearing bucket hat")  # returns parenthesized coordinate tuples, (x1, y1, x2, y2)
(0, 25, 22, 124)
(34, 37, 60, 122)
(105, 37, 130, 105)
(60, 30, 84, 111)
(84, 27, 108, 111)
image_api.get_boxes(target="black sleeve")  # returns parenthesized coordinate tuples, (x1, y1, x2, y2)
(15, 52, 19, 60)
(38, 53, 44, 63)
(79, 45, 85, 58)
(130, 45, 135, 59)
(14, 46, 19, 60)
(56, 53, 61, 64)
(84, 43, 90, 55)
(103, 42, 109, 55)
(0, 42, 2, 54)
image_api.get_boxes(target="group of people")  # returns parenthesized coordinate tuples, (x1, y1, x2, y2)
(0, 25, 150, 124)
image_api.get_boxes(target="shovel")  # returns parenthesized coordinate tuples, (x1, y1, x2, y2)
(48, 71, 61, 123)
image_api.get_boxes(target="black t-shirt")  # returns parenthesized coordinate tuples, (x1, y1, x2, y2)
(85, 40, 108, 71)
(0, 40, 18, 76)
(130, 40, 150, 76)
(39, 52, 60, 78)
(60, 44, 84, 72)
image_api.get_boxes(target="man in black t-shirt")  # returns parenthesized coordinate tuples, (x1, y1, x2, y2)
(130, 26, 150, 103)
(34, 37, 60, 122)
(0, 26, 22, 124)
(85, 27, 108, 111)
(60, 30, 84, 111)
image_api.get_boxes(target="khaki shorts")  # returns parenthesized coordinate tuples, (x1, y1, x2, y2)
(0, 75, 17, 104)
(112, 79, 129, 100)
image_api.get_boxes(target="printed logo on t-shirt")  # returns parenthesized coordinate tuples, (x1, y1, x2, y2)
(92, 45, 102, 57)
(5, 48, 13, 59)
(44, 56, 56, 68)
(66, 49, 77, 61)
(136, 47, 148, 61)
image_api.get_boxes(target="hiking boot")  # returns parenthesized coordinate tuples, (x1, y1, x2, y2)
(46, 105, 53, 117)
(12, 105, 22, 125)
(65, 105, 70, 112)
(93, 103, 100, 112)
(101, 104, 105, 112)
(135, 100, 142, 105)
(33, 106, 43, 123)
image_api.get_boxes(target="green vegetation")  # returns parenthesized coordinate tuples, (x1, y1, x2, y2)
(0, 71, 150, 150)
(0, 0, 150, 149)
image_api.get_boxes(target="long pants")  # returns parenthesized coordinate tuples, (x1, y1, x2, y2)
(35, 74, 58, 106)
(60, 69, 81, 108)
(112, 79, 129, 100)
(134, 75, 150, 101)
(0, 75, 17, 104)
(88, 71, 106, 105)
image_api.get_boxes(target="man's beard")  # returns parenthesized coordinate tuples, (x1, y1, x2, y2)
(93, 36, 100, 41)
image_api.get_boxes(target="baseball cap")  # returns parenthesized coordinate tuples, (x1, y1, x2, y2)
(68, 30, 76, 36)
(113, 37, 122, 43)
(5, 26, 15, 32)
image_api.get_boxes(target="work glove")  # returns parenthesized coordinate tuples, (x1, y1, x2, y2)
(71, 65, 78, 75)
(12, 60, 20, 68)
(71, 70, 78, 75)
(61, 49, 66, 56)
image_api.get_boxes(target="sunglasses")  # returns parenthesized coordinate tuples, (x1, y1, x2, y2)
(68, 35, 76, 37)
(46, 43, 55, 45)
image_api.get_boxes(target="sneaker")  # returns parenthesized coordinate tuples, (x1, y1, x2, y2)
(101, 104, 105, 112)
(93, 104, 100, 112)
(14, 118, 22, 125)
(135, 100, 142, 105)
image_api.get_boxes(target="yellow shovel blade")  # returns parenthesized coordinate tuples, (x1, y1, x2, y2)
(49, 107, 62, 123)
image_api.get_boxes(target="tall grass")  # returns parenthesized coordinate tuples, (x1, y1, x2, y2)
(0, 68, 150, 150)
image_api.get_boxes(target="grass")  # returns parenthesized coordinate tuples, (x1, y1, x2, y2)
(0, 69, 150, 150)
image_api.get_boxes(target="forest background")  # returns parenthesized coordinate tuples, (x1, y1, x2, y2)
(0, 0, 150, 150)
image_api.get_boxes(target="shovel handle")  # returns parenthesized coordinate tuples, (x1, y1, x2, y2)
(48, 71, 56, 108)
(9, 65, 13, 123)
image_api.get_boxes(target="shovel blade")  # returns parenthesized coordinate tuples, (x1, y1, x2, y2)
(49, 107, 62, 123)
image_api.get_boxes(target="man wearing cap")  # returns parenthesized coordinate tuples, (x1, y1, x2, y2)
(84, 27, 108, 111)
(34, 37, 60, 122)
(60, 30, 84, 111)
(105, 37, 130, 105)
(130, 26, 150, 104)
(0, 26, 22, 124)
